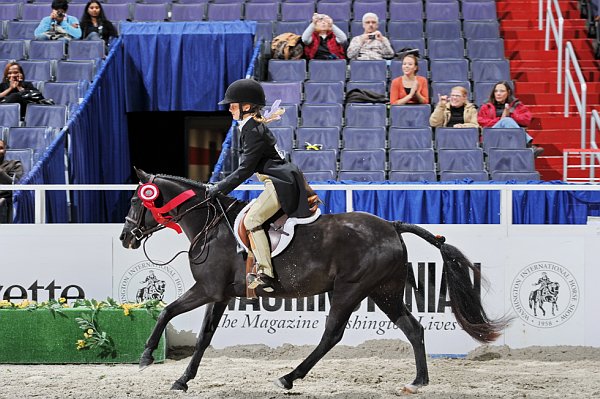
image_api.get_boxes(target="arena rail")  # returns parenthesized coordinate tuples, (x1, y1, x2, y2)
(2, 183, 600, 225)
(545, 0, 564, 93)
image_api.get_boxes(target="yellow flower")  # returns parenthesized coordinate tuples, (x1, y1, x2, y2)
(76, 340, 86, 350)
(62, 304, 69, 308)
(84, 333, 90, 338)
(59, 298, 66, 303)
(87, 329, 94, 335)
(123, 308, 130, 316)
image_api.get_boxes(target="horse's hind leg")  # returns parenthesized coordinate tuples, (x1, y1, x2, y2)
(370, 287, 429, 391)
(171, 300, 229, 392)
(275, 287, 364, 390)
(140, 283, 209, 370)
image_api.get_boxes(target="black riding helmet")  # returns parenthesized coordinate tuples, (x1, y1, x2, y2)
(218, 78, 266, 106)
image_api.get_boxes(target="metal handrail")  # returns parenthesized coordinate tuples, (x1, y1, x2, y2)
(590, 110, 600, 180)
(564, 41, 588, 156)
(2, 183, 600, 225)
(538, 0, 544, 30)
(545, 0, 564, 93)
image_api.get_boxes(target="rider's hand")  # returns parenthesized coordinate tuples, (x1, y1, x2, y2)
(206, 184, 221, 200)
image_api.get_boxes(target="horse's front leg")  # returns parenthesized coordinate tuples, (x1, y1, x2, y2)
(539, 301, 546, 317)
(171, 300, 229, 392)
(140, 283, 210, 370)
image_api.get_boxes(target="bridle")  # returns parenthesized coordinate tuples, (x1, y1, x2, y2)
(125, 176, 238, 265)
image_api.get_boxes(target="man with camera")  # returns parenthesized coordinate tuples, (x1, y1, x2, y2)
(34, 0, 82, 42)
(347, 13, 394, 60)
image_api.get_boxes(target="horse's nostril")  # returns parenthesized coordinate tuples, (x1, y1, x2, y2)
(119, 232, 125, 241)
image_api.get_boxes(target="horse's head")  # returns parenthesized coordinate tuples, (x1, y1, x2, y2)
(120, 168, 205, 249)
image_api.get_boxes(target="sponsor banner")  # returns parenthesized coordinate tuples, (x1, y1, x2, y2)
(1, 224, 598, 354)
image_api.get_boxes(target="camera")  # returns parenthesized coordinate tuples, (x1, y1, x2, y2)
(56, 11, 65, 18)
(368, 34, 376, 40)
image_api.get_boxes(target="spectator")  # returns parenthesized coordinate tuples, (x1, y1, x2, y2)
(0, 62, 44, 118)
(478, 81, 544, 156)
(302, 13, 347, 60)
(346, 13, 394, 60)
(390, 54, 429, 105)
(80, 1, 118, 44)
(430, 86, 479, 128)
(0, 139, 24, 224)
(34, 0, 82, 42)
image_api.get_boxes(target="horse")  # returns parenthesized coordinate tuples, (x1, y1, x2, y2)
(120, 169, 506, 394)
(529, 282, 560, 317)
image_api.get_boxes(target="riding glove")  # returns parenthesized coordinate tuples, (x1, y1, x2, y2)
(206, 184, 221, 200)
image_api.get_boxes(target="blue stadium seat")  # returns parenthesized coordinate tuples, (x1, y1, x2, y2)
(389, 1, 423, 21)
(488, 148, 537, 173)
(317, 1, 351, 21)
(0, 3, 19, 20)
(430, 59, 469, 82)
(308, 59, 346, 82)
(20, 60, 53, 82)
(389, 170, 437, 182)
(291, 149, 337, 172)
(103, 4, 132, 21)
(426, 20, 461, 39)
(255, 21, 274, 42)
(304, 81, 344, 104)
(390, 59, 428, 79)
(440, 171, 490, 181)
(56, 60, 96, 82)
(21, 3, 48, 20)
(353, 0, 386, 22)
(463, 20, 500, 39)
(349, 60, 387, 82)
(474, 81, 497, 106)
(462, 1, 498, 20)
(388, 20, 423, 40)
(28, 41, 65, 60)
(389, 148, 435, 171)
(268, 104, 298, 128)
(389, 105, 431, 128)
(42, 81, 88, 106)
(346, 81, 386, 95)
(68, 40, 105, 60)
(132, 3, 168, 21)
(268, 59, 306, 82)
(296, 126, 340, 150)
(435, 127, 480, 150)
(0, 104, 21, 128)
(438, 149, 486, 172)
(342, 127, 386, 149)
(344, 103, 387, 128)
(5, 148, 33, 176)
(270, 127, 294, 156)
(206, 2, 243, 20)
(303, 170, 336, 181)
(471, 59, 511, 82)
(301, 103, 343, 127)
(388, 127, 433, 149)
(274, 21, 306, 36)
(24, 104, 67, 129)
(338, 170, 385, 182)
(427, 39, 465, 60)
(467, 39, 505, 60)
(340, 149, 386, 171)
(244, 2, 278, 21)
(261, 81, 302, 105)
(426, 1, 459, 20)
(0, 40, 26, 61)
(490, 171, 541, 181)
(482, 128, 528, 153)
(170, 3, 206, 21)
(280, 2, 314, 21)
(5, 126, 55, 163)
(6, 21, 39, 40)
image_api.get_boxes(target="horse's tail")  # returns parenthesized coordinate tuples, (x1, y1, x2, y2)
(391, 221, 508, 344)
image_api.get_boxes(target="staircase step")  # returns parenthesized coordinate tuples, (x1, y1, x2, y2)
(498, 9, 582, 19)
(511, 69, 600, 81)
(496, 1, 577, 12)
(507, 48, 596, 60)
(529, 115, 584, 129)
(519, 93, 600, 104)
(515, 81, 600, 93)
(511, 59, 600, 69)
(501, 19, 585, 30)
(505, 38, 593, 51)
(529, 104, 588, 112)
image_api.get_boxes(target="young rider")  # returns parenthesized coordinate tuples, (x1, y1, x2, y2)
(207, 79, 312, 291)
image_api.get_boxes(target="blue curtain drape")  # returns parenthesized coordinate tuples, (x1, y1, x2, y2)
(121, 21, 256, 112)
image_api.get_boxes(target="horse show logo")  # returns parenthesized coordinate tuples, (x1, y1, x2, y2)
(118, 260, 186, 303)
(511, 262, 579, 328)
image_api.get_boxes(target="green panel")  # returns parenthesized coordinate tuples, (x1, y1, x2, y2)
(0, 309, 165, 364)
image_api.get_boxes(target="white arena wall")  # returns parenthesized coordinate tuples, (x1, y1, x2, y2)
(2, 221, 598, 356)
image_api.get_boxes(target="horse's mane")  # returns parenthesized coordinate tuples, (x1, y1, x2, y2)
(156, 174, 208, 190)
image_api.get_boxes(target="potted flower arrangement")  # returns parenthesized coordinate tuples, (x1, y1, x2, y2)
(0, 298, 166, 364)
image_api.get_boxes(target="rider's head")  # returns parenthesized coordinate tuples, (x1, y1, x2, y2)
(218, 79, 266, 121)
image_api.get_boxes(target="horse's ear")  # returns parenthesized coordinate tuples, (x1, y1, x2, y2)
(135, 167, 150, 183)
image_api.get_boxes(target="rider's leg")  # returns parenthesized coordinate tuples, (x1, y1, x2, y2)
(244, 176, 280, 279)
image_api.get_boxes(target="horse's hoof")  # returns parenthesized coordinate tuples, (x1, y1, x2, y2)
(171, 380, 188, 392)
(138, 356, 154, 371)
(274, 376, 293, 390)
(402, 384, 419, 394)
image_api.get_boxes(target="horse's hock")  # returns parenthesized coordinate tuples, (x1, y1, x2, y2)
(0, 308, 166, 364)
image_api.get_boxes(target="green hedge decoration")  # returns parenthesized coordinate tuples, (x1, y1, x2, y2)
(0, 308, 165, 364)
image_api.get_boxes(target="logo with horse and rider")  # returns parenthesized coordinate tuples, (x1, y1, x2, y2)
(511, 262, 579, 328)
(118, 260, 186, 304)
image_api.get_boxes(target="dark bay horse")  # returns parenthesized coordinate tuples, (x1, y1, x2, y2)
(120, 169, 505, 393)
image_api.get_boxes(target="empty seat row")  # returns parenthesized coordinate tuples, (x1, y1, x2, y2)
(0, 125, 58, 163)
(0, 103, 68, 130)
(0, 40, 105, 61)
(0, 59, 96, 82)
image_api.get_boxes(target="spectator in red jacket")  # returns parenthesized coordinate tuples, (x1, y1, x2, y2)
(478, 81, 544, 156)
(302, 13, 347, 60)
